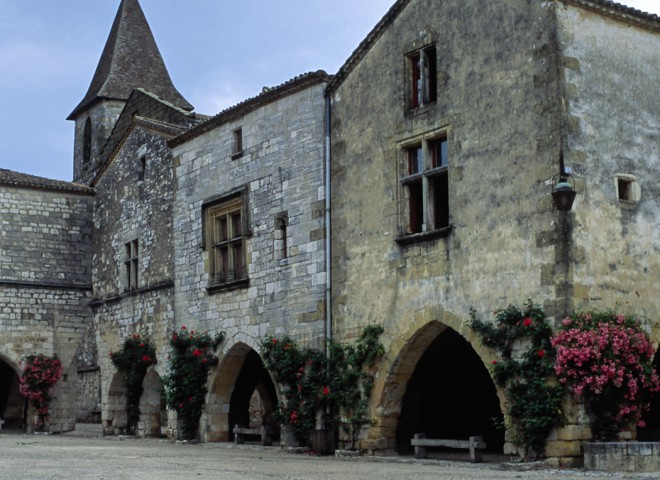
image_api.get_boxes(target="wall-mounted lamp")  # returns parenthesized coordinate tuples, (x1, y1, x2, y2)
(551, 151, 577, 211)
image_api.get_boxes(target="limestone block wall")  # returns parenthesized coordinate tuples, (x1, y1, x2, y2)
(0, 185, 93, 431)
(91, 123, 177, 434)
(172, 80, 328, 348)
(556, 5, 660, 328)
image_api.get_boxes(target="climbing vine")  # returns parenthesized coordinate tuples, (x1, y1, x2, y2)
(19, 354, 63, 431)
(164, 326, 225, 440)
(109, 334, 157, 434)
(470, 302, 564, 460)
(261, 325, 384, 449)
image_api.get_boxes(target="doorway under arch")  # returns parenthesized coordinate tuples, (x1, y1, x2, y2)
(206, 343, 278, 442)
(394, 326, 504, 454)
(0, 357, 23, 431)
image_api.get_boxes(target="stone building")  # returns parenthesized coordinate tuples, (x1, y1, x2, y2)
(0, 0, 658, 464)
(327, 0, 659, 459)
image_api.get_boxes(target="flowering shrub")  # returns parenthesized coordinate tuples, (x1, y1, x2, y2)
(470, 302, 565, 459)
(261, 325, 384, 449)
(164, 326, 225, 440)
(109, 334, 157, 434)
(552, 311, 659, 440)
(19, 354, 63, 430)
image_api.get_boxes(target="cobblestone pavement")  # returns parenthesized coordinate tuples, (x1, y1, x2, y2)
(1, 426, 659, 480)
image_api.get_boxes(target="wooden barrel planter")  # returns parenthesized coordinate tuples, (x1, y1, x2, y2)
(310, 429, 335, 455)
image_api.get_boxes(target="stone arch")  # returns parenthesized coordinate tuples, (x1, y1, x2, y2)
(204, 340, 278, 442)
(138, 367, 164, 438)
(103, 371, 127, 435)
(0, 354, 23, 431)
(367, 317, 504, 455)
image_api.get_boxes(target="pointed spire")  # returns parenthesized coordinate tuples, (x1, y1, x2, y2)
(68, 0, 193, 120)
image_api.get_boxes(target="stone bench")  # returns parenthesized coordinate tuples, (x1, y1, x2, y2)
(233, 425, 273, 446)
(0, 418, 4, 432)
(411, 433, 486, 463)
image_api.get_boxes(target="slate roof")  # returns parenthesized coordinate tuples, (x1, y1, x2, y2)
(325, 0, 660, 94)
(0, 168, 93, 195)
(68, 0, 193, 120)
(169, 70, 332, 148)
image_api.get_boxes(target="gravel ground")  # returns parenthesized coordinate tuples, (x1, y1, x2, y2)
(0, 426, 658, 480)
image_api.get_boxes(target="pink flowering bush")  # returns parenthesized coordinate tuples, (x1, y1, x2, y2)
(19, 354, 63, 430)
(552, 311, 659, 440)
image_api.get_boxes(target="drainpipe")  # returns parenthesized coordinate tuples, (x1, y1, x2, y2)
(324, 93, 332, 357)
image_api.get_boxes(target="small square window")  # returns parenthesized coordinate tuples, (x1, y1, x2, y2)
(408, 46, 437, 110)
(615, 174, 641, 207)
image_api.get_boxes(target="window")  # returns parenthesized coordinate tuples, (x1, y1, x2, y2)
(274, 213, 288, 260)
(138, 154, 146, 181)
(124, 240, 139, 291)
(83, 118, 92, 166)
(400, 136, 449, 238)
(204, 193, 248, 288)
(232, 127, 243, 159)
(408, 46, 437, 109)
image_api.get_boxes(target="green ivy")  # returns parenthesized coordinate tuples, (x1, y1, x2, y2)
(109, 334, 157, 434)
(470, 302, 565, 460)
(164, 326, 225, 440)
(261, 325, 384, 449)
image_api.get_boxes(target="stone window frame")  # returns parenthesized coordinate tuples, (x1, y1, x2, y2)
(396, 128, 452, 245)
(202, 187, 251, 293)
(123, 239, 139, 292)
(231, 127, 244, 160)
(614, 173, 641, 208)
(407, 44, 437, 110)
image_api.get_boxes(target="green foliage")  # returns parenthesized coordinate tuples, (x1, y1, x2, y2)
(109, 334, 157, 434)
(470, 302, 565, 460)
(261, 325, 384, 449)
(552, 311, 659, 440)
(19, 354, 63, 430)
(163, 326, 225, 440)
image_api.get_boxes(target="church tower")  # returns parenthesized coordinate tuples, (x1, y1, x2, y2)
(67, 0, 193, 183)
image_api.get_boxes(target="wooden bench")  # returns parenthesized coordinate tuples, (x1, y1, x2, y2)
(233, 425, 273, 446)
(411, 433, 486, 463)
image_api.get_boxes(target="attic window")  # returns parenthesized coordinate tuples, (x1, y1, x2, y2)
(232, 127, 243, 159)
(408, 45, 437, 109)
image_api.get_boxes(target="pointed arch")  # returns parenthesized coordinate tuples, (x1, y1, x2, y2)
(204, 341, 278, 442)
(103, 371, 127, 435)
(0, 355, 23, 431)
(138, 367, 164, 438)
(367, 317, 504, 456)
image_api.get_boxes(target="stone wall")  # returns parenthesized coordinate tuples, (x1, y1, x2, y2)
(556, 4, 660, 327)
(0, 185, 93, 431)
(172, 76, 328, 441)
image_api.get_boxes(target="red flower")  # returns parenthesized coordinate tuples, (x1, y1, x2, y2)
(192, 349, 202, 357)
(491, 360, 497, 365)
(272, 339, 277, 345)
(139, 343, 145, 348)
(522, 318, 533, 327)
(538, 349, 546, 358)
(322, 386, 330, 396)
(142, 355, 151, 362)
(285, 344, 290, 350)
(181, 325, 187, 330)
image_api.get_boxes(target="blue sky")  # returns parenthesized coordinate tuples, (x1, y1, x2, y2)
(0, 0, 658, 182)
